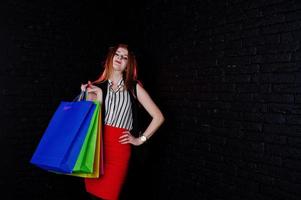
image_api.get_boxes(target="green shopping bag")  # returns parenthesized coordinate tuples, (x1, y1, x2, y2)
(72, 101, 100, 173)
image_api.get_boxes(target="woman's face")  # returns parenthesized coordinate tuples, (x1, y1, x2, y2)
(112, 47, 128, 72)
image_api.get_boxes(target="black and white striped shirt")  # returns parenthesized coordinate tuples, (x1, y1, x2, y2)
(104, 79, 133, 130)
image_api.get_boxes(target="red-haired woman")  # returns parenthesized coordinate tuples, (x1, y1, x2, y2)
(81, 44, 164, 200)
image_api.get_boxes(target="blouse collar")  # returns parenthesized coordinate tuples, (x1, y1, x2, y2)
(108, 78, 124, 86)
(108, 79, 124, 92)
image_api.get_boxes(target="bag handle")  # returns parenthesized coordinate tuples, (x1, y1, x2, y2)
(72, 90, 87, 102)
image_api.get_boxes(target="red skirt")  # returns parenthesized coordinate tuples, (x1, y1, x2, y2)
(85, 125, 131, 200)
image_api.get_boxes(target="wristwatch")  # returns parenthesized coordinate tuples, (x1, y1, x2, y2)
(140, 135, 147, 143)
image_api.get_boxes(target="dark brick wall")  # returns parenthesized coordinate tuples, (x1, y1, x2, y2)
(1, 1, 93, 199)
(144, 0, 301, 199)
(2, 0, 301, 200)
(1, 1, 146, 199)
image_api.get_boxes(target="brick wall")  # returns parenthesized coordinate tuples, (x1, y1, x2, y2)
(144, 0, 301, 199)
(2, 0, 301, 199)
(1, 1, 108, 199)
(1, 1, 148, 199)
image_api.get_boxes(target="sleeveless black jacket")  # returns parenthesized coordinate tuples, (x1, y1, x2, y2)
(95, 80, 141, 138)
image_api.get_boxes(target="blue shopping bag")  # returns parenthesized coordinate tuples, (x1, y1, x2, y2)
(30, 92, 96, 173)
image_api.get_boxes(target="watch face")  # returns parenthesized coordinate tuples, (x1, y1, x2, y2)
(141, 136, 146, 141)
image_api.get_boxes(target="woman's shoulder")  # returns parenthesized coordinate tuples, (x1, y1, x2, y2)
(135, 79, 144, 87)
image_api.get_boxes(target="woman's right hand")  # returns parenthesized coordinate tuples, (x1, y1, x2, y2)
(80, 81, 103, 103)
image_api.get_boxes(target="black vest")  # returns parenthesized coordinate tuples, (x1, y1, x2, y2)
(96, 80, 141, 138)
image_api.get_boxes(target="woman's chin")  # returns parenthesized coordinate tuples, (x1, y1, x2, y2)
(112, 66, 125, 72)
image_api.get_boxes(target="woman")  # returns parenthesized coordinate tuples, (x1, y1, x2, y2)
(80, 44, 164, 200)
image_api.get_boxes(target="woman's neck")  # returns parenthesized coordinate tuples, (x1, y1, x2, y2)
(109, 71, 123, 85)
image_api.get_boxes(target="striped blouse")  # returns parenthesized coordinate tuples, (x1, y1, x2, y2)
(104, 79, 133, 130)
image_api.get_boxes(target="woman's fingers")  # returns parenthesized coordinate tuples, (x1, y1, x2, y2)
(119, 139, 129, 144)
(86, 93, 97, 101)
(81, 83, 88, 91)
(85, 87, 102, 102)
(81, 82, 93, 89)
(86, 88, 93, 92)
(87, 87, 99, 92)
(119, 136, 130, 144)
(86, 86, 98, 92)
(119, 134, 128, 139)
(119, 133, 132, 144)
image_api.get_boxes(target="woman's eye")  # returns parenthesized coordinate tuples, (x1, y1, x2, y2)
(114, 53, 128, 60)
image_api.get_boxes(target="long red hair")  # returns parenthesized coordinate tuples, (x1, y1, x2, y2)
(92, 44, 138, 90)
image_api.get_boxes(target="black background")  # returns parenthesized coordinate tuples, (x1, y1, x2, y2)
(1, 0, 301, 199)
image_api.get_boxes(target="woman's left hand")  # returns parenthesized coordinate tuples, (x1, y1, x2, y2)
(119, 131, 143, 146)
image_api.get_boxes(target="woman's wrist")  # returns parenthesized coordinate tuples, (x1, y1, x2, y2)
(96, 93, 103, 103)
(138, 134, 147, 145)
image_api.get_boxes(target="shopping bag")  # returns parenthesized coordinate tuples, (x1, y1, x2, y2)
(71, 101, 102, 178)
(30, 93, 96, 174)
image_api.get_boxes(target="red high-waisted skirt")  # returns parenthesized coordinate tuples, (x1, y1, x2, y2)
(85, 125, 131, 200)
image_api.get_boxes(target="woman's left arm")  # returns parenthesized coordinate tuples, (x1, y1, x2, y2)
(119, 83, 165, 146)
(136, 84, 164, 142)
